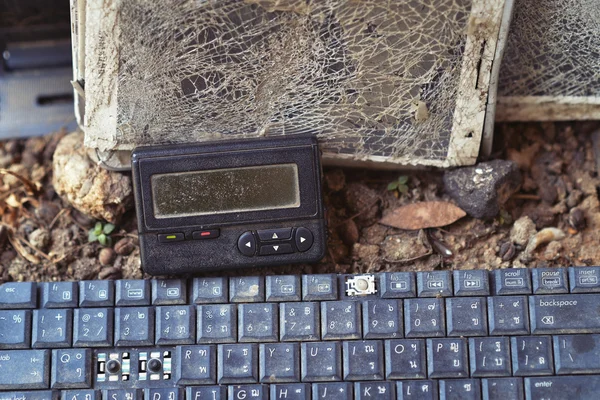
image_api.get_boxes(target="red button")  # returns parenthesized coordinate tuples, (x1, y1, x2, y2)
(192, 229, 220, 240)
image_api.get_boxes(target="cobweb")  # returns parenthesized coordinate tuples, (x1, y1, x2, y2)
(99, 0, 476, 163)
(498, 0, 600, 97)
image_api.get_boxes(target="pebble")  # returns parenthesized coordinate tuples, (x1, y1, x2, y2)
(114, 237, 135, 256)
(99, 247, 116, 266)
(510, 216, 537, 246)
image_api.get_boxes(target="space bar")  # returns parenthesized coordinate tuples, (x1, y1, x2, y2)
(526, 375, 600, 400)
(530, 294, 600, 333)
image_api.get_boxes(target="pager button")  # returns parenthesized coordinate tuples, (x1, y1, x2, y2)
(158, 233, 185, 243)
(192, 229, 220, 240)
(295, 227, 314, 252)
(257, 228, 293, 241)
(259, 243, 294, 256)
(238, 231, 257, 256)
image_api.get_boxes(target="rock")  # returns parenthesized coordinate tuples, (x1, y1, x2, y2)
(344, 183, 380, 225)
(566, 190, 583, 209)
(443, 160, 522, 219)
(510, 216, 537, 246)
(98, 266, 122, 280)
(114, 238, 135, 256)
(28, 228, 50, 252)
(99, 248, 116, 266)
(52, 132, 133, 223)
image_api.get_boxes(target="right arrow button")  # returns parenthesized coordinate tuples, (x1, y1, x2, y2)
(295, 227, 314, 252)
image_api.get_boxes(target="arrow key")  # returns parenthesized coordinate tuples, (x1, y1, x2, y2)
(238, 232, 257, 256)
(257, 228, 292, 241)
(295, 228, 314, 252)
(259, 243, 294, 256)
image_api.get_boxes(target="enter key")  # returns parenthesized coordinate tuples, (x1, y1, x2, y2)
(530, 294, 600, 334)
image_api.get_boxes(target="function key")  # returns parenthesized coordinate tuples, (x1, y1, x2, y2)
(493, 268, 532, 295)
(230, 277, 264, 303)
(238, 232, 257, 256)
(0, 282, 37, 309)
(152, 279, 187, 305)
(42, 282, 78, 308)
(115, 280, 151, 306)
(570, 266, 600, 293)
(257, 228, 292, 241)
(266, 276, 301, 301)
(380, 272, 416, 298)
(158, 233, 184, 243)
(417, 271, 452, 297)
(192, 278, 228, 304)
(532, 268, 569, 294)
(295, 228, 314, 252)
(79, 281, 114, 307)
(302, 274, 337, 301)
(453, 270, 490, 296)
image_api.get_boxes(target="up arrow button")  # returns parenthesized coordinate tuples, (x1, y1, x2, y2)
(295, 227, 314, 252)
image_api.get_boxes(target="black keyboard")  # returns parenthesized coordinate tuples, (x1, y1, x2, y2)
(2, 267, 600, 400)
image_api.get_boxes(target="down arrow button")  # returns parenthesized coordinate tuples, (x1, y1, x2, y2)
(295, 227, 314, 252)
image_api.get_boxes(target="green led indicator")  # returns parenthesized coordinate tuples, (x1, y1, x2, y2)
(166, 235, 177, 239)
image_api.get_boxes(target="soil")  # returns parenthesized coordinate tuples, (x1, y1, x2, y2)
(1, 121, 600, 283)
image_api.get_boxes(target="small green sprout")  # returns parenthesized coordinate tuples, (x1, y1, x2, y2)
(387, 175, 409, 195)
(88, 221, 115, 246)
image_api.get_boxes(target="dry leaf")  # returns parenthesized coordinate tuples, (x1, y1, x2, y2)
(0, 168, 41, 195)
(6, 194, 21, 208)
(7, 229, 41, 264)
(380, 201, 466, 230)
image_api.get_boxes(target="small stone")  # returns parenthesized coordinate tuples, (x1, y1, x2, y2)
(99, 247, 116, 266)
(337, 219, 359, 246)
(324, 169, 346, 192)
(114, 237, 135, 256)
(510, 216, 537, 247)
(344, 183, 380, 225)
(568, 208, 586, 231)
(566, 190, 583, 209)
(28, 229, 50, 252)
(499, 241, 516, 261)
(543, 241, 562, 261)
(98, 266, 122, 280)
(443, 160, 522, 219)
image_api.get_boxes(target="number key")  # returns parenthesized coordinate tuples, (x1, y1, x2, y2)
(197, 304, 237, 343)
(32, 309, 72, 348)
(156, 306, 195, 345)
(73, 308, 113, 347)
(115, 307, 154, 346)
(363, 299, 403, 339)
(0, 310, 31, 348)
(280, 302, 320, 341)
(321, 301, 361, 340)
(239, 304, 278, 342)
(404, 298, 445, 337)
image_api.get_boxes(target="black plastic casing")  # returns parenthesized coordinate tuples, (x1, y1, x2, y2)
(132, 135, 326, 275)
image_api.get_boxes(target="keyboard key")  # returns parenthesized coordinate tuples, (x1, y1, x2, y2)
(321, 301, 361, 340)
(362, 299, 403, 339)
(32, 309, 72, 348)
(532, 267, 569, 294)
(481, 378, 524, 400)
(101, 390, 142, 400)
(311, 383, 352, 400)
(50, 349, 92, 389)
(302, 274, 337, 301)
(404, 298, 445, 337)
(0, 282, 37, 309)
(228, 385, 268, 400)
(530, 294, 600, 334)
(156, 305, 195, 345)
(230, 277, 264, 303)
(2, 391, 59, 400)
(385, 339, 427, 379)
(114, 307, 154, 346)
(417, 271, 452, 297)
(0, 309, 31, 348)
(439, 379, 480, 400)
(115, 280, 151, 306)
(342, 340, 384, 380)
(197, 304, 237, 343)
(266, 275, 301, 301)
(427, 338, 469, 378)
(301, 341, 342, 382)
(446, 297, 488, 336)
(270, 383, 311, 400)
(453, 269, 490, 296)
(469, 337, 511, 377)
(192, 277, 228, 304)
(280, 302, 320, 341)
(380, 272, 416, 298)
(553, 334, 600, 374)
(524, 375, 600, 400)
(175, 345, 216, 384)
(0, 349, 50, 389)
(186, 386, 227, 400)
(569, 266, 600, 293)
(396, 380, 438, 400)
(144, 388, 182, 400)
(239, 303, 278, 342)
(488, 296, 529, 335)
(152, 279, 187, 305)
(73, 308, 113, 347)
(42, 282, 78, 308)
(217, 344, 258, 384)
(79, 281, 114, 307)
(493, 268, 531, 295)
(259, 343, 299, 382)
(511, 336, 554, 376)
(354, 382, 394, 400)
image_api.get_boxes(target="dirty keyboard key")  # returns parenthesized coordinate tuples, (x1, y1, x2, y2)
(192, 277, 228, 304)
(427, 338, 469, 378)
(101, 390, 142, 400)
(385, 339, 427, 379)
(228, 385, 268, 400)
(152, 279, 187, 305)
(553, 334, 600, 374)
(259, 343, 299, 382)
(280, 302, 320, 341)
(380, 272, 416, 298)
(73, 308, 112, 347)
(144, 388, 182, 400)
(50, 349, 92, 389)
(230, 277, 264, 303)
(0, 349, 50, 389)
(469, 337, 511, 377)
(2, 391, 59, 400)
(175, 345, 216, 384)
(439, 379, 480, 400)
(311, 383, 352, 400)
(302, 274, 337, 301)
(270, 383, 311, 400)
(488, 296, 530, 335)
(493, 269, 531, 295)
(62, 390, 100, 400)
(481, 378, 524, 400)
(524, 375, 600, 400)
(266, 275, 301, 302)
(417, 271, 452, 297)
(301, 341, 342, 382)
(404, 298, 445, 337)
(0, 282, 36, 309)
(114, 307, 154, 346)
(446, 297, 488, 336)
(186, 386, 227, 400)
(197, 304, 237, 343)
(453, 270, 490, 296)
(115, 280, 150, 306)
(569, 266, 600, 293)
(42, 282, 77, 308)
(363, 299, 403, 339)
(355, 382, 394, 400)
(321, 301, 361, 340)
(156, 305, 195, 345)
(32, 309, 72, 348)
(511, 336, 554, 376)
(342, 340, 384, 380)
(239, 303, 278, 342)
(396, 380, 438, 400)
(532, 267, 569, 294)
(79, 281, 113, 307)
(217, 344, 258, 384)
(530, 294, 600, 334)
(0, 310, 31, 348)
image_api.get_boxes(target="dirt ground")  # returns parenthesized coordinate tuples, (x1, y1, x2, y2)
(1, 121, 600, 283)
